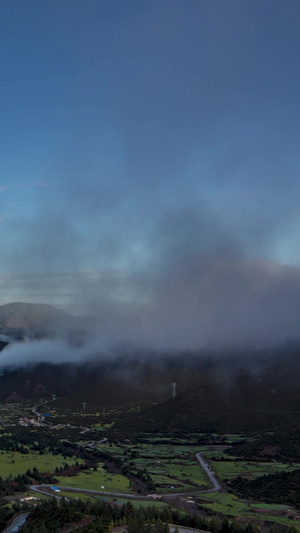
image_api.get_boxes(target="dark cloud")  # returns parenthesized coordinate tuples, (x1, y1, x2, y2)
(2, 206, 300, 365)
(1, 1, 300, 365)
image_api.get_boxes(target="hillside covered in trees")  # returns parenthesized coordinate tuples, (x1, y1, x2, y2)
(230, 470, 300, 507)
(229, 429, 300, 461)
(21, 497, 266, 533)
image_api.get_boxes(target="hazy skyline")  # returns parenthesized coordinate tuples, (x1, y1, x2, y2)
(1, 1, 300, 348)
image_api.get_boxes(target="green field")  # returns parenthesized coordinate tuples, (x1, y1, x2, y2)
(199, 492, 249, 514)
(209, 457, 299, 480)
(58, 490, 168, 508)
(0, 450, 82, 477)
(58, 490, 94, 501)
(96, 442, 210, 493)
(251, 503, 290, 511)
(191, 447, 300, 529)
(149, 462, 209, 493)
(223, 434, 251, 443)
(2, 419, 299, 531)
(103, 497, 167, 508)
(57, 465, 131, 493)
(198, 492, 300, 529)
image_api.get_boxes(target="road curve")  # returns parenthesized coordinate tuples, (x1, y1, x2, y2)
(3, 513, 29, 533)
(29, 446, 221, 504)
(30, 484, 151, 500)
(30, 452, 221, 501)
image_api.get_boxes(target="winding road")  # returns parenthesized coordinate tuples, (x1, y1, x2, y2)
(3, 513, 29, 533)
(8, 450, 220, 532)
(27, 403, 222, 533)
(30, 450, 221, 500)
(31, 402, 221, 496)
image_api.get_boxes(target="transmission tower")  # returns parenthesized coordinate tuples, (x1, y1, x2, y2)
(52, 394, 56, 401)
(171, 382, 177, 399)
(82, 402, 87, 410)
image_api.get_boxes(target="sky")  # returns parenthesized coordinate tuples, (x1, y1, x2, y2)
(1, 0, 300, 349)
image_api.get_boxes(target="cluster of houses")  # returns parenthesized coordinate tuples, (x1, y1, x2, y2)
(19, 417, 44, 427)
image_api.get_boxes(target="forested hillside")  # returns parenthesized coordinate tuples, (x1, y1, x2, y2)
(230, 470, 300, 507)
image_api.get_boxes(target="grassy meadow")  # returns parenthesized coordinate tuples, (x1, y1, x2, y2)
(198, 491, 300, 529)
(203, 449, 300, 481)
(95, 442, 210, 493)
(57, 465, 131, 493)
(0, 450, 81, 477)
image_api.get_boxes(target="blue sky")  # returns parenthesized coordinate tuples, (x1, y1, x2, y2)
(1, 1, 300, 347)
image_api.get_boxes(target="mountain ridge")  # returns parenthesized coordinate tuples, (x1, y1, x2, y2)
(0, 302, 73, 330)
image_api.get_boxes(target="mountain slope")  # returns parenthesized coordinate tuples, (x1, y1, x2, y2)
(0, 302, 71, 329)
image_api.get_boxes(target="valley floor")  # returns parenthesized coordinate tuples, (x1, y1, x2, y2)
(1, 401, 300, 532)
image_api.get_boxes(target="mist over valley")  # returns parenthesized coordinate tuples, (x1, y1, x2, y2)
(0, 301, 299, 441)
(1, 1, 300, 530)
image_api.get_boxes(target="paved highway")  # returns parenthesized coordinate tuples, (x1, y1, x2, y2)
(112, 525, 210, 533)
(195, 452, 221, 492)
(3, 513, 29, 533)
(30, 484, 151, 500)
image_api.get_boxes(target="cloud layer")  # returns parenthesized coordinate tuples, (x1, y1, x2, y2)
(1, 206, 300, 366)
(1, 2, 300, 364)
